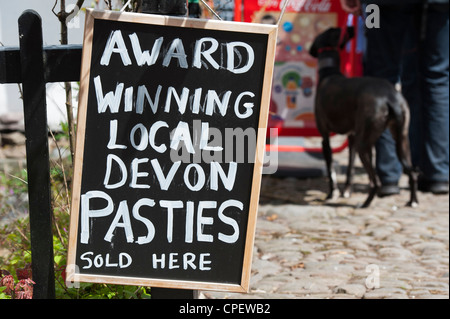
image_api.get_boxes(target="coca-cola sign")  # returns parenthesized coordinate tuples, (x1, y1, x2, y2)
(255, 0, 335, 13)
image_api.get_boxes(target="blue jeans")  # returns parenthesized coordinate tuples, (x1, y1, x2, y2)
(364, 4, 449, 184)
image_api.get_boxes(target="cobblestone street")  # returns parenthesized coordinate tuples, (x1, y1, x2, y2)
(1, 135, 448, 299)
(203, 145, 449, 299)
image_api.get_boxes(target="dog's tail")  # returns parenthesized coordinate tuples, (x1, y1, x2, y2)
(387, 93, 415, 172)
(388, 93, 409, 137)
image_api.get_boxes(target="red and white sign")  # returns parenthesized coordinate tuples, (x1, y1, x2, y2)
(243, 0, 354, 135)
(245, 0, 341, 19)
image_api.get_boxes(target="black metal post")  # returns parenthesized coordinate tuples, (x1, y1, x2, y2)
(0, 45, 82, 84)
(18, 10, 55, 299)
(141, 0, 195, 299)
(151, 288, 199, 299)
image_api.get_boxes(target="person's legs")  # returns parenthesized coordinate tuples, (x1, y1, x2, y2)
(400, 11, 422, 170)
(418, 3, 449, 193)
(364, 5, 413, 195)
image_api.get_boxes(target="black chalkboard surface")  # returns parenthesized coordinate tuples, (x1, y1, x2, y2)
(67, 9, 277, 292)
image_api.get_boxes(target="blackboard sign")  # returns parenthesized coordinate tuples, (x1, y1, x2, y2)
(67, 9, 277, 292)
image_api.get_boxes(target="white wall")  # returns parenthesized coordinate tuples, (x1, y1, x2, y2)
(0, 0, 86, 130)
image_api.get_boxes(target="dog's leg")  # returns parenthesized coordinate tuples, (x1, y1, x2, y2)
(342, 134, 355, 198)
(358, 145, 379, 208)
(322, 135, 338, 200)
(390, 122, 419, 207)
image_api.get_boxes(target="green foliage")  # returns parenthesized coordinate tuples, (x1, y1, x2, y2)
(0, 170, 28, 216)
(0, 134, 151, 299)
(0, 286, 10, 299)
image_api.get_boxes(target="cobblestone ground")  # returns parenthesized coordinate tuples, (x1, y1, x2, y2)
(2, 136, 448, 299)
(203, 145, 449, 299)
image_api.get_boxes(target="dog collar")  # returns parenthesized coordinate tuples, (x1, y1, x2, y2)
(317, 27, 348, 54)
(318, 46, 338, 54)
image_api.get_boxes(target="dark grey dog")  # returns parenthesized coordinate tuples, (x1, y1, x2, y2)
(309, 27, 418, 208)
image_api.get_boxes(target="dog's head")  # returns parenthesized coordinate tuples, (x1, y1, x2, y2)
(309, 27, 355, 58)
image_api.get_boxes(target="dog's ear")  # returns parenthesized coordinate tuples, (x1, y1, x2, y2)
(309, 39, 319, 58)
(339, 26, 355, 49)
(309, 27, 334, 57)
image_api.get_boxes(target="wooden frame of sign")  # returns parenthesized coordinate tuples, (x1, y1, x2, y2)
(67, 9, 277, 293)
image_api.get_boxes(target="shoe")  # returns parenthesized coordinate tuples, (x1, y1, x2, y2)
(378, 183, 400, 197)
(418, 180, 449, 195)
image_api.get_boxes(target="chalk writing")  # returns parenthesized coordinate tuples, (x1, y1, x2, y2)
(68, 11, 276, 290)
